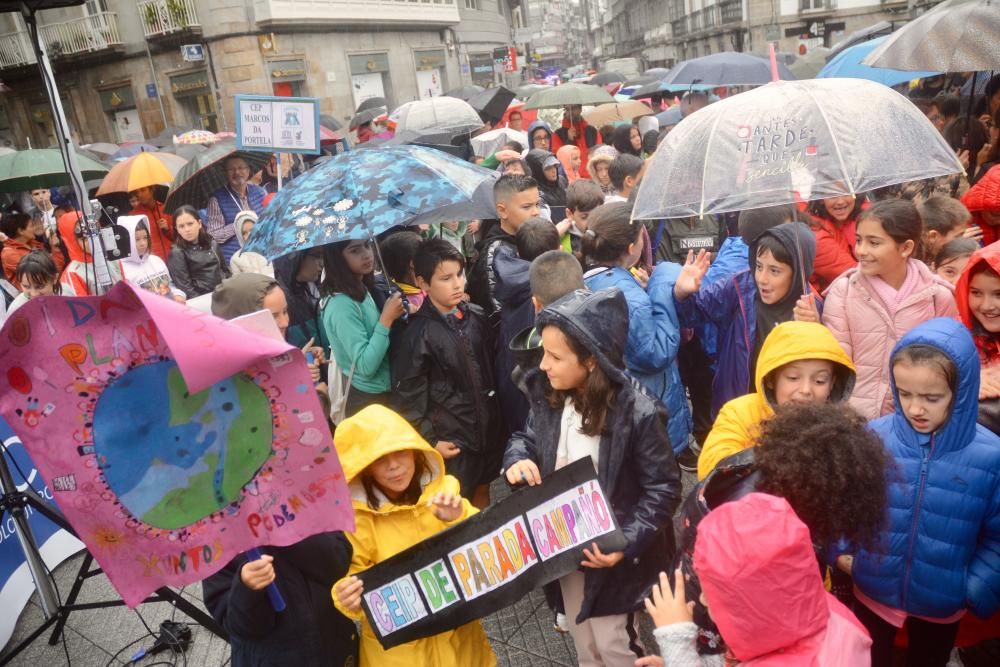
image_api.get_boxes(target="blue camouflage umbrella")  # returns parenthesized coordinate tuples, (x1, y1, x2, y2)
(243, 145, 498, 260)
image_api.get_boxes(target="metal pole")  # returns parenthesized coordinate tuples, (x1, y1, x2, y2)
(0, 442, 60, 619)
(276, 151, 283, 190)
(143, 38, 168, 128)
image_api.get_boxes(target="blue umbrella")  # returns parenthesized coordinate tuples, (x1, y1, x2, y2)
(663, 52, 795, 86)
(243, 145, 498, 260)
(817, 36, 940, 88)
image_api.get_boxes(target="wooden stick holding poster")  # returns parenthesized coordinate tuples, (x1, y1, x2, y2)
(357, 458, 625, 649)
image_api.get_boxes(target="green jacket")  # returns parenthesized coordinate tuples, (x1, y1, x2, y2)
(321, 292, 391, 394)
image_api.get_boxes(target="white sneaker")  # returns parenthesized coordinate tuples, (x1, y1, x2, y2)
(553, 613, 569, 633)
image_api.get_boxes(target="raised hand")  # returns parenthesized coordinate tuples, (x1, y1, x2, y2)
(429, 491, 463, 522)
(643, 569, 694, 629)
(673, 249, 711, 299)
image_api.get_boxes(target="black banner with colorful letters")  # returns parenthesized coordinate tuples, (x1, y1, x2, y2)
(358, 457, 625, 649)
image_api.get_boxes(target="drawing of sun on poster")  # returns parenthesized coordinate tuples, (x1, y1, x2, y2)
(358, 458, 624, 649)
(0, 282, 354, 606)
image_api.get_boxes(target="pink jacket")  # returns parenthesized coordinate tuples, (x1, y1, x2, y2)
(695, 493, 872, 666)
(821, 259, 958, 420)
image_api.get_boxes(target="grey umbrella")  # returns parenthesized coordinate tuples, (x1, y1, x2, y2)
(827, 21, 895, 62)
(863, 0, 1000, 72)
(164, 140, 271, 211)
(589, 71, 626, 86)
(357, 97, 388, 113)
(444, 85, 485, 101)
(349, 107, 386, 130)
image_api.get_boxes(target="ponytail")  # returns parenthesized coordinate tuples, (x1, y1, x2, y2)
(580, 202, 641, 267)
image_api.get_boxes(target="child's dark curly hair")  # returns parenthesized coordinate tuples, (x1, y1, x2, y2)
(755, 403, 889, 549)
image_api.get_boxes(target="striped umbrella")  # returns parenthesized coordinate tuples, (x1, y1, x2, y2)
(173, 130, 220, 145)
(95, 152, 187, 196)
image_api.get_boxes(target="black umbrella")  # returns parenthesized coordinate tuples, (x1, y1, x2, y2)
(468, 86, 515, 125)
(357, 97, 388, 113)
(643, 67, 672, 77)
(444, 85, 485, 102)
(320, 113, 343, 132)
(349, 107, 386, 130)
(164, 140, 272, 211)
(589, 71, 626, 86)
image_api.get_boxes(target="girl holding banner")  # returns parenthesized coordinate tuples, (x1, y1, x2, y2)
(331, 405, 496, 667)
(503, 288, 682, 667)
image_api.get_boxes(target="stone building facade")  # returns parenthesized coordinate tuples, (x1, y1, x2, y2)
(0, 0, 519, 148)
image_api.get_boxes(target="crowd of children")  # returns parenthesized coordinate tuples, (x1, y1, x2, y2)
(4, 92, 1000, 667)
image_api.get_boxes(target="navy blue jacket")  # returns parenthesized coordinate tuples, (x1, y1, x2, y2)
(846, 318, 1000, 619)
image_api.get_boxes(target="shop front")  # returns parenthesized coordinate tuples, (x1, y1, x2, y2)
(468, 53, 496, 88)
(348, 53, 392, 111)
(414, 49, 447, 100)
(168, 69, 217, 132)
(268, 58, 307, 97)
(98, 83, 143, 143)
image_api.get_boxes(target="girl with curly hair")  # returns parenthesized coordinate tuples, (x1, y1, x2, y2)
(642, 402, 888, 667)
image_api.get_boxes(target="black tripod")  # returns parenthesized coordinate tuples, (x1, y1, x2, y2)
(0, 441, 227, 666)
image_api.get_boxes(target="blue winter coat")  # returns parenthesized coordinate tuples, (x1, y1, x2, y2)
(585, 264, 692, 453)
(675, 270, 757, 419)
(696, 236, 750, 362)
(849, 318, 1000, 619)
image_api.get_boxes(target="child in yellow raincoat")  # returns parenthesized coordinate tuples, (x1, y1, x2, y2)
(697, 321, 856, 480)
(331, 405, 496, 667)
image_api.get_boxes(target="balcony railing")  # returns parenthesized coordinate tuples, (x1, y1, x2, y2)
(253, 0, 461, 28)
(139, 0, 200, 38)
(38, 12, 121, 59)
(720, 0, 744, 24)
(0, 29, 36, 69)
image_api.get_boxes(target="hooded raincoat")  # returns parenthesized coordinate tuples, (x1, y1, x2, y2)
(839, 318, 1000, 621)
(551, 114, 600, 178)
(955, 241, 1000, 434)
(57, 211, 123, 296)
(229, 212, 274, 277)
(525, 149, 568, 221)
(503, 288, 682, 621)
(697, 321, 855, 480)
(274, 251, 327, 349)
(331, 406, 495, 667)
(211, 273, 279, 322)
(526, 120, 553, 152)
(119, 216, 184, 300)
(654, 492, 872, 667)
(675, 223, 817, 417)
(584, 263, 692, 452)
(961, 164, 1000, 247)
(822, 259, 958, 420)
(587, 148, 616, 196)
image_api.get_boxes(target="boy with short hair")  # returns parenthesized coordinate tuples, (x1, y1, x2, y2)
(515, 218, 561, 263)
(918, 195, 972, 260)
(605, 154, 645, 203)
(468, 174, 541, 319)
(392, 238, 502, 507)
(563, 180, 605, 253)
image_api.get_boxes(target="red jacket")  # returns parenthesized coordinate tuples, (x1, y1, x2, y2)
(551, 117, 601, 179)
(962, 164, 1000, 247)
(810, 214, 858, 293)
(2, 237, 65, 289)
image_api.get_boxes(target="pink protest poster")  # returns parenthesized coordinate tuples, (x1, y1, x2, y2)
(0, 282, 354, 606)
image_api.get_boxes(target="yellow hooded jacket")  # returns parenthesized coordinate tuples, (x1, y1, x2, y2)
(331, 405, 496, 667)
(697, 321, 856, 480)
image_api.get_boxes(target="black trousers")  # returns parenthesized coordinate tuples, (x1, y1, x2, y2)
(853, 600, 960, 667)
(677, 334, 714, 445)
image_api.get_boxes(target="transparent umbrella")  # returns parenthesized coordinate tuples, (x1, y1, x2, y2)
(393, 97, 483, 134)
(633, 78, 964, 220)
